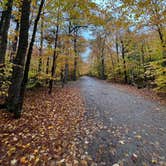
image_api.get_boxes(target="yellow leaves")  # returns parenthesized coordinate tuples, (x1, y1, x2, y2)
(10, 159, 17, 165)
(7, 147, 16, 157)
(56, 159, 65, 165)
(20, 155, 40, 164)
(48, 125, 54, 129)
(73, 160, 79, 166)
(20, 157, 28, 164)
(33, 149, 39, 154)
(31, 0, 37, 7)
(80, 160, 88, 166)
(22, 143, 31, 149)
(34, 157, 40, 164)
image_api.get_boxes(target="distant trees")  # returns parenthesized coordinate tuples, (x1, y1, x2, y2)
(89, 0, 166, 92)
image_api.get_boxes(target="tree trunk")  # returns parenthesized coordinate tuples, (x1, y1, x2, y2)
(46, 56, 49, 74)
(63, 21, 71, 83)
(110, 50, 115, 82)
(156, 25, 166, 66)
(19, 0, 45, 111)
(73, 31, 78, 81)
(115, 35, 121, 76)
(100, 37, 106, 80)
(115, 35, 120, 63)
(141, 42, 146, 83)
(64, 59, 69, 83)
(10, 20, 19, 62)
(121, 40, 127, 83)
(48, 24, 59, 94)
(0, 0, 13, 66)
(38, 19, 44, 73)
(7, 0, 31, 118)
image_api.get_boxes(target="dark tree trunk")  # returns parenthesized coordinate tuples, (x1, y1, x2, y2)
(48, 24, 59, 94)
(156, 25, 166, 66)
(46, 56, 50, 74)
(63, 21, 71, 83)
(121, 40, 128, 84)
(101, 55, 105, 80)
(115, 36, 119, 63)
(10, 20, 19, 62)
(141, 42, 146, 82)
(110, 50, 115, 82)
(64, 59, 69, 83)
(152, 3, 166, 66)
(38, 19, 44, 73)
(6, 0, 31, 118)
(0, 0, 13, 66)
(19, 0, 45, 111)
(100, 37, 106, 80)
(73, 32, 78, 81)
(115, 35, 121, 75)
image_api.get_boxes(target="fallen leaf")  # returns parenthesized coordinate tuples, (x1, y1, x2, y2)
(11, 159, 17, 165)
(20, 157, 28, 164)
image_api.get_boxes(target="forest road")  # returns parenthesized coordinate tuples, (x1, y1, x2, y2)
(74, 76, 166, 166)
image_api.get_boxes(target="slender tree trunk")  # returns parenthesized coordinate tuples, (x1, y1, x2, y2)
(121, 40, 127, 83)
(73, 31, 78, 81)
(10, 20, 20, 62)
(115, 36, 119, 63)
(6, 0, 31, 118)
(0, 0, 13, 66)
(38, 19, 44, 73)
(156, 25, 166, 66)
(115, 35, 121, 76)
(46, 56, 49, 74)
(110, 50, 115, 82)
(48, 24, 59, 94)
(64, 21, 72, 83)
(100, 37, 106, 80)
(152, 2, 166, 66)
(64, 59, 69, 83)
(19, 0, 45, 111)
(141, 42, 146, 83)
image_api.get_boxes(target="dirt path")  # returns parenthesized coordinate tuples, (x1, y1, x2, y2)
(76, 76, 166, 166)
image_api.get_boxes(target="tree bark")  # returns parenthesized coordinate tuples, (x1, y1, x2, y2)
(110, 50, 115, 82)
(48, 24, 59, 94)
(121, 40, 128, 83)
(115, 35, 120, 63)
(38, 19, 44, 73)
(0, 0, 13, 66)
(7, 0, 31, 118)
(10, 20, 19, 62)
(100, 36, 106, 80)
(19, 0, 45, 111)
(64, 59, 69, 83)
(156, 25, 166, 66)
(73, 31, 78, 81)
(64, 21, 72, 83)
(46, 56, 49, 74)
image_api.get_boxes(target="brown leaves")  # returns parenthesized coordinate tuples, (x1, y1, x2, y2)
(0, 87, 87, 165)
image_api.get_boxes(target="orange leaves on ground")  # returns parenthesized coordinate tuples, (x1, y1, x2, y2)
(0, 87, 86, 165)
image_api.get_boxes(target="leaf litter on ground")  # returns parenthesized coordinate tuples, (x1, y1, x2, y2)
(0, 87, 95, 165)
